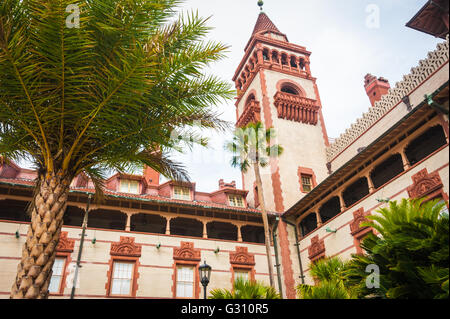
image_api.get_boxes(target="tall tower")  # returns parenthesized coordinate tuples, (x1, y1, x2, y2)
(233, 7, 330, 214)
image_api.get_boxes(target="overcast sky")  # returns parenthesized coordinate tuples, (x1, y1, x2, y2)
(16, 1, 443, 193)
(161, 0, 443, 192)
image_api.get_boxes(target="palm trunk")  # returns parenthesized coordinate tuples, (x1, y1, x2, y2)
(253, 162, 275, 288)
(10, 171, 71, 299)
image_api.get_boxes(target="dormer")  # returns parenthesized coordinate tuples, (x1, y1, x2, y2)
(106, 173, 147, 195)
(157, 181, 196, 201)
(211, 179, 248, 208)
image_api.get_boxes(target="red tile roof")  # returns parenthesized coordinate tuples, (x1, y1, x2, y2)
(252, 12, 282, 36)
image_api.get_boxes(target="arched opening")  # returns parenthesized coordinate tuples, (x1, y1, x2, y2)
(207, 222, 238, 241)
(299, 213, 318, 237)
(88, 209, 126, 231)
(281, 84, 299, 95)
(245, 94, 256, 106)
(281, 53, 288, 66)
(263, 48, 270, 61)
(343, 177, 370, 208)
(299, 58, 306, 70)
(272, 51, 279, 63)
(131, 213, 166, 234)
(241, 225, 265, 244)
(370, 154, 404, 189)
(319, 197, 341, 223)
(0, 199, 30, 222)
(290, 56, 298, 68)
(405, 125, 447, 166)
(170, 217, 203, 238)
(63, 206, 85, 227)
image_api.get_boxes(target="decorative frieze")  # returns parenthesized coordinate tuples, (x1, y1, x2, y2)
(407, 168, 443, 199)
(173, 242, 201, 262)
(308, 235, 325, 262)
(56, 232, 75, 253)
(110, 236, 142, 257)
(326, 36, 449, 161)
(229, 247, 256, 266)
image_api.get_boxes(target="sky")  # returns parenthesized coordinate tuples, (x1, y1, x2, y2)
(16, 0, 444, 193)
(160, 0, 443, 192)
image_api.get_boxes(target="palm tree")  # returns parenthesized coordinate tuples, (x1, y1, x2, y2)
(226, 121, 283, 289)
(0, 0, 233, 299)
(296, 257, 357, 299)
(345, 199, 449, 299)
(210, 278, 281, 299)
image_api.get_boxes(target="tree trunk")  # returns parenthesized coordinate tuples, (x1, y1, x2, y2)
(10, 171, 71, 299)
(253, 163, 275, 288)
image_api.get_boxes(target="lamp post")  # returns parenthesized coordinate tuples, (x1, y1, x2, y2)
(198, 261, 212, 300)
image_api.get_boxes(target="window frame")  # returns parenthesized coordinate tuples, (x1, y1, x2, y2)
(175, 265, 196, 299)
(106, 256, 140, 298)
(48, 254, 70, 296)
(173, 186, 191, 201)
(173, 260, 200, 299)
(109, 260, 136, 297)
(228, 194, 245, 208)
(119, 179, 140, 194)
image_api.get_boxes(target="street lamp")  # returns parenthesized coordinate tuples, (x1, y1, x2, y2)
(198, 261, 212, 300)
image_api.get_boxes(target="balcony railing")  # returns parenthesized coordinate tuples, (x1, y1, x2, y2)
(273, 92, 319, 125)
(236, 100, 261, 128)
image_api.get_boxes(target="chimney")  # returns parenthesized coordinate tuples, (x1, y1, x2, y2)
(219, 179, 236, 189)
(364, 74, 390, 107)
(143, 166, 160, 186)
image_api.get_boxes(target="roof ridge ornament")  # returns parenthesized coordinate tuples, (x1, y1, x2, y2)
(258, 0, 264, 12)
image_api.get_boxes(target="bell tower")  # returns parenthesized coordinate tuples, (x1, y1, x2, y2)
(233, 4, 330, 214)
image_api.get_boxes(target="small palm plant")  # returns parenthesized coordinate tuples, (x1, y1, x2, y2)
(225, 121, 283, 288)
(296, 257, 357, 299)
(210, 278, 281, 299)
(345, 199, 449, 299)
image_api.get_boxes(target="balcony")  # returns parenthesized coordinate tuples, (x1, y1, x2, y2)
(273, 91, 319, 125)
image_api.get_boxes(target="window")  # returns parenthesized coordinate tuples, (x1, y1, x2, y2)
(176, 266, 195, 298)
(173, 186, 191, 200)
(120, 179, 139, 194)
(301, 175, 313, 193)
(48, 257, 66, 294)
(110, 261, 135, 296)
(229, 195, 245, 207)
(234, 269, 250, 282)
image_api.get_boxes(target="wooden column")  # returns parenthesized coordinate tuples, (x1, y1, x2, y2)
(125, 213, 132, 232)
(165, 217, 171, 235)
(237, 225, 243, 242)
(339, 193, 347, 212)
(315, 211, 323, 227)
(203, 221, 208, 239)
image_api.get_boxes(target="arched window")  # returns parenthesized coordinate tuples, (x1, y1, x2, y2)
(370, 154, 404, 189)
(290, 56, 298, 68)
(272, 51, 279, 63)
(88, 209, 127, 231)
(405, 125, 447, 166)
(281, 84, 299, 95)
(343, 177, 370, 208)
(170, 217, 203, 238)
(299, 213, 318, 237)
(263, 48, 270, 61)
(299, 58, 305, 70)
(245, 94, 256, 105)
(131, 213, 166, 234)
(281, 53, 288, 66)
(207, 222, 238, 241)
(241, 225, 265, 244)
(319, 197, 341, 223)
(63, 206, 85, 227)
(0, 199, 30, 222)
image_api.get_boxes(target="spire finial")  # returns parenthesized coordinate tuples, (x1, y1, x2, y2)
(258, 0, 264, 11)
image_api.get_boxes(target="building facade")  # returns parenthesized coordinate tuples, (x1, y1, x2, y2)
(0, 2, 449, 299)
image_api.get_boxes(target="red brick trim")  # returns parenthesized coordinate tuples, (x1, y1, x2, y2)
(229, 247, 256, 286)
(171, 242, 201, 299)
(49, 252, 72, 296)
(298, 167, 318, 194)
(278, 221, 296, 299)
(349, 208, 374, 255)
(56, 231, 75, 253)
(105, 237, 142, 298)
